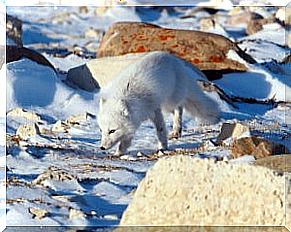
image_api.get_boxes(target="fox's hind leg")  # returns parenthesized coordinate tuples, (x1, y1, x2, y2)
(169, 106, 183, 139)
(151, 108, 168, 150)
(115, 136, 133, 156)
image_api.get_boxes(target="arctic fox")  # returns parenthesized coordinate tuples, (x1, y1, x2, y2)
(97, 51, 220, 155)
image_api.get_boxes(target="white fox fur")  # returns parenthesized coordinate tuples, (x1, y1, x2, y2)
(97, 51, 220, 155)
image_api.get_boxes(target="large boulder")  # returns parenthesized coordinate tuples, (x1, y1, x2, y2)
(97, 22, 256, 76)
(66, 53, 148, 91)
(119, 155, 285, 226)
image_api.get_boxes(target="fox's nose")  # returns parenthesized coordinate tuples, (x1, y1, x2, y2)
(100, 146, 105, 150)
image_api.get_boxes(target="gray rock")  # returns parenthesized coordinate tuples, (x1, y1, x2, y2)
(66, 64, 100, 92)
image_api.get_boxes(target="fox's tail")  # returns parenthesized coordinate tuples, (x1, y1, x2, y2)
(183, 69, 220, 125)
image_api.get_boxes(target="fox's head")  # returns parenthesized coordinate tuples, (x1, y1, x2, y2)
(97, 97, 135, 150)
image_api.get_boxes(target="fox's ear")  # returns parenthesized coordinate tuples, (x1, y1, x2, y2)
(99, 97, 106, 109)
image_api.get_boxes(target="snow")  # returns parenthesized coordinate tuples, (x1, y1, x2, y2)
(5, 2, 291, 228)
(214, 66, 291, 102)
(7, 58, 99, 120)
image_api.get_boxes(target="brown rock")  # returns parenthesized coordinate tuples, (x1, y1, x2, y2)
(6, 45, 56, 73)
(97, 22, 256, 74)
(79, 6, 89, 14)
(246, 18, 275, 35)
(6, 15, 22, 46)
(231, 136, 289, 159)
(227, 11, 264, 26)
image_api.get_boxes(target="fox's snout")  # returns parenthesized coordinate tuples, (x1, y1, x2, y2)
(100, 146, 106, 150)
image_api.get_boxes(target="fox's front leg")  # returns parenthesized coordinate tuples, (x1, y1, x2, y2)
(169, 106, 183, 139)
(115, 136, 133, 156)
(151, 108, 168, 150)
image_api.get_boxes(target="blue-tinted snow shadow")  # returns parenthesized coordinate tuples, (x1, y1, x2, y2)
(220, 103, 274, 121)
(69, 193, 127, 226)
(214, 72, 273, 100)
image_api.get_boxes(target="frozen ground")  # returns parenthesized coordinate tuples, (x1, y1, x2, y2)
(5, 3, 291, 227)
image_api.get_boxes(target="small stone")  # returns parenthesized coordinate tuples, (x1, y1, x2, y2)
(120, 155, 136, 161)
(200, 18, 216, 31)
(65, 113, 90, 125)
(94, 6, 110, 16)
(28, 207, 48, 220)
(69, 208, 86, 220)
(79, 6, 89, 14)
(85, 27, 103, 38)
(51, 120, 68, 133)
(157, 150, 165, 157)
(7, 108, 41, 121)
(32, 166, 76, 186)
(16, 123, 41, 140)
(203, 140, 217, 151)
(216, 122, 250, 145)
(137, 152, 144, 157)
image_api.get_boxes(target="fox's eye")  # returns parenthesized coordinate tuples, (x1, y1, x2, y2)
(109, 129, 116, 134)
(99, 128, 102, 132)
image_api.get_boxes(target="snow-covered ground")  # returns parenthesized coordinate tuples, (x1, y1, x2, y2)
(5, 3, 291, 227)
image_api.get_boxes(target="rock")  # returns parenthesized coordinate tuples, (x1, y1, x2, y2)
(119, 155, 285, 225)
(275, 7, 291, 25)
(79, 6, 89, 14)
(199, 17, 216, 31)
(228, 6, 244, 16)
(97, 22, 256, 73)
(94, 6, 110, 16)
(66, 53, 147, 91)
(51, 120, 69, 133)
(65, 112, 93, 125)
(216, 122, 250, 145)
(6, 46, 56, 73)
(69, 208, 86, 220)
(227, 11, 264, 26)
(246, 18, 275, 35)
(231, 136, 289, 159)
(6, 15, 22, 46)
(16, 123, 41, 140)
(66, 64, 99, 91)
(7, 108, 41, 122)
(28, 207, 48, 220)
(281, 53, 291, 64)
(84, 27, 103, 38)
(255, 154, 291, 173)
(32, 166, 75, 186)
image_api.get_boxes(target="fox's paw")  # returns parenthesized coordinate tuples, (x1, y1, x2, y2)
(169, 131, 182, 140)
